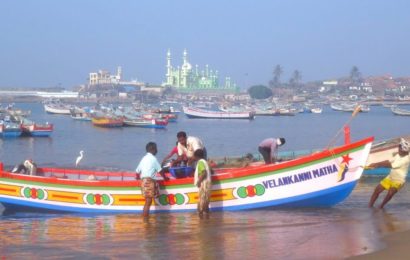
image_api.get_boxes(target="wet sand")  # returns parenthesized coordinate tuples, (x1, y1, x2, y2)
(351, 229, 410, 259)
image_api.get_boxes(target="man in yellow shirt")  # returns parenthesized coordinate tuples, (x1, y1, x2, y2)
(368, 138, 410, 209)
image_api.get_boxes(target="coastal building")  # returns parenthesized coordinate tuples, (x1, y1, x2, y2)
(89, 67, 122, 86)
(163, 49, 237, 92)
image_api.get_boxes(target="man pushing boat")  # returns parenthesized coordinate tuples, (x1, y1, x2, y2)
(368, 138, 410, 209)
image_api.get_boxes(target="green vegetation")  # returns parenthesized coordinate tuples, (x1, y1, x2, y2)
(248, 85, 273, 99)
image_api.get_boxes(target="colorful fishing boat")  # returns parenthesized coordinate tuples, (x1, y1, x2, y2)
(183, 106, 255, 119)
(91, 116, 123, 128)
(21, 122, 53, 137)
(0, 136, 373, 213)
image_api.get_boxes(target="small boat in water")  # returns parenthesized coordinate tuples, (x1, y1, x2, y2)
(44, 101, 72, 115)
(310, 107, 323, 114)
(21, 120, 53, 137)
(70, 107, 92, 121)
(123, 118, 168, 129)
(91, 116, 123, 127)
(0, 121, 22, 138)
(0, 136, 373, 213)
(183, 106, 254, 119)
(391, 106, 410, 116)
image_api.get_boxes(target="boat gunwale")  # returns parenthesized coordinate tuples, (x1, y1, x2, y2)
(0, 137, 373, 189)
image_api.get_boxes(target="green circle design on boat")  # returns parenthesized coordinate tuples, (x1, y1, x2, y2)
(84, 193, 112, 206)
(237, 184, 265, 198)
(158, 193, 185, 205)
(255, 184, 265, 196)
(175, 194, 184, 205)
(237, 186, 247, 198)
(22, 187, 47, 200)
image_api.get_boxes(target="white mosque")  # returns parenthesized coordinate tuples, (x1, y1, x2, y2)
(163, 49, 237, 92)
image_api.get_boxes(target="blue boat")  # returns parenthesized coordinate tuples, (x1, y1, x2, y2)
(0, 121, 22, 138)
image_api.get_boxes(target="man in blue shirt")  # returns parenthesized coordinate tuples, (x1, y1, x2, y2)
(136, 142, 168, 218)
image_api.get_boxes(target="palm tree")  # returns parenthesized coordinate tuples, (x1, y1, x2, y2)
(269, 65, 283, 89)
(289, 70, 302, 88)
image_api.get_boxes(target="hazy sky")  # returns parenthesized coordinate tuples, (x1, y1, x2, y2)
(1, 0, 409, 89)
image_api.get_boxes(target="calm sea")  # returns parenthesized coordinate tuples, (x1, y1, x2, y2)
(1, 102, 410, 258)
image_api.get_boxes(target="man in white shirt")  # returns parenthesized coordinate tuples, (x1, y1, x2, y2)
(368, 138, 410, 209)
(175, 131, 206, 166)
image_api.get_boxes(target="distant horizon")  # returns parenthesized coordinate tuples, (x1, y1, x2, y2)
(1, 0, 409, 89)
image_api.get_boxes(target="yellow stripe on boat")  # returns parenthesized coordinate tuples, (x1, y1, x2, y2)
(47, 190, 84, 204)
(186, 188, 235, 204)
(112, 194, 146, 206)
(0, 183, 21, 196)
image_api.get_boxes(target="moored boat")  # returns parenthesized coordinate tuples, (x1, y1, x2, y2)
(0, 121, 22, 138)
(310, 107, 323, 114)
(123, 118, 168, 129)
(391, 105, 410, 116)
(91, 116, 124, 127)
(183, 106, 254, 119)
(0, 136, 373, 213)
(21, 121, 53, 137)
(70, 107, 93, 121)
(44, 102, 72, 115)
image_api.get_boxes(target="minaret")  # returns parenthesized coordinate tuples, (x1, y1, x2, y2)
(181, 49, 188, 87)
(117, 66, 122, 81)
(166, 49, 173, 86)
(183, 49, 188, 66)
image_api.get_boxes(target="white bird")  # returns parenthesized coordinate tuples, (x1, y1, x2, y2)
(76, 150, 84, 167)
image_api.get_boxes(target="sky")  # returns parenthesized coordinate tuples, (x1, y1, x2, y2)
(0, 0, 409, 89)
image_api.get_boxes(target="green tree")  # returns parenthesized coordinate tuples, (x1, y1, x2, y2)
(248, 85, 273, 99)
(289, 70, 302, 88)
(269, 65, 283, 89)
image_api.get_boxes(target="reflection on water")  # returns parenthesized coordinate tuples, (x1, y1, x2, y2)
(1, 178, 410, 258)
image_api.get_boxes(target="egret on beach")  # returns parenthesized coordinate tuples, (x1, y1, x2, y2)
(76, 150, 84, 167)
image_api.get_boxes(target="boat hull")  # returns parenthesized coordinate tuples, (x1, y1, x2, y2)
(44, 104, 71, 115)
(91, 117, 123, 127)
(0, 137, 373, 213)
(21, 124, 53, 137)
(183, 106, 254, 119)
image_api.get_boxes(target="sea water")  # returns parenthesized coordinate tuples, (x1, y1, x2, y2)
(1, 103, 410, 258)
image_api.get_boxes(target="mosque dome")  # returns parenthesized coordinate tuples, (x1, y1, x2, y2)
(182, 62, 192, 71)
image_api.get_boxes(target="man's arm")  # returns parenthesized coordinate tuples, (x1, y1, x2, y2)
(369, 160, 392, 169)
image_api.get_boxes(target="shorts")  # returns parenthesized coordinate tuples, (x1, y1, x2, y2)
(141, 178, 159, 198)
(380, 177, 404, 190)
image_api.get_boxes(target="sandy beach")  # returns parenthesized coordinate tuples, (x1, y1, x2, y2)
(351, 228, 410, 259)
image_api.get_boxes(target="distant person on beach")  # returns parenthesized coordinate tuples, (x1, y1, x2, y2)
(193, 149, 212, 218)
(136, 142, 168, 218)
(368, 138, 410, 209)
(161, 142, 188, 167)
(175, 131, 206, 166)
(258, 137, 286, 164)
